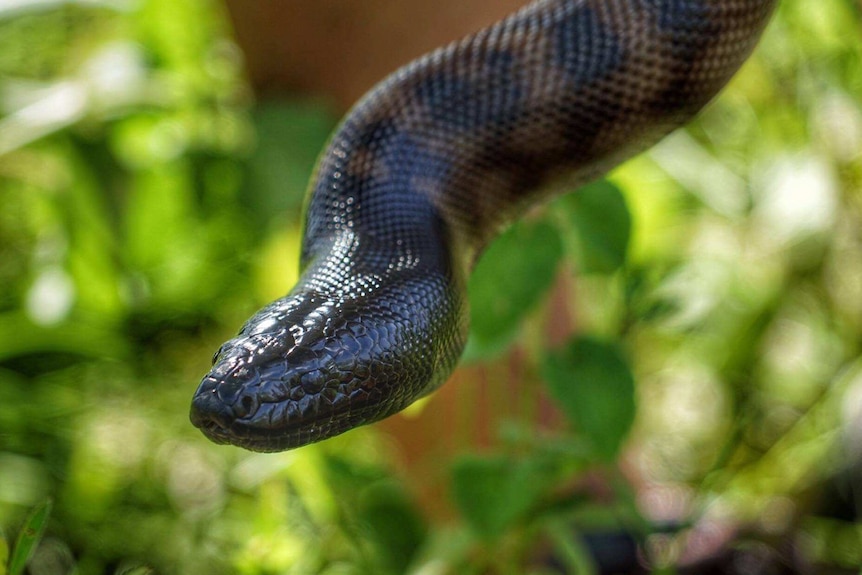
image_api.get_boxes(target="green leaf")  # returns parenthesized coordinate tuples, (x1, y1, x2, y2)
(545, 519, 599, 575)
(115, 566, 154, 575)
(557, 180, 631, 274)
(542, 337, 636, 461)
(0, 312, 128, 363)
(357, 481, 427, 575)
(451, 455, 553, 540)
(9, 499, 52, 575)
(466, 219, 564, 358)
(1, 529, 9, 575)
(244, 100, 338, 224)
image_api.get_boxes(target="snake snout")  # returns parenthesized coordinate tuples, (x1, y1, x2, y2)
(189, 367, 262, 437)
(189, 376, 237, 434)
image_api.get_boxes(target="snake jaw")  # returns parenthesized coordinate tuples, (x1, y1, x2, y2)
(190, 357, 363, 452)
(189, 361, 392, 452)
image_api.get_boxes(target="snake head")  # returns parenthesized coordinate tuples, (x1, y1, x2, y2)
(190, 279, 464, 452)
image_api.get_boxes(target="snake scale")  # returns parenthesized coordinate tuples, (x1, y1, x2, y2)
(190, 0, 777, 452)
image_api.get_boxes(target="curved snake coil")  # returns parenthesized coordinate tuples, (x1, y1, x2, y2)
(190, 0, 777, 452)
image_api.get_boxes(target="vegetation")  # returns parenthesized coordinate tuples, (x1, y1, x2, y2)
(1, 0, 860, 573)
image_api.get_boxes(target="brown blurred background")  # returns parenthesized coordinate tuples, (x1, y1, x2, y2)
(225, 0, 526, 109)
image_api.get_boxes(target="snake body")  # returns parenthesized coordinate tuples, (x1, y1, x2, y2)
(191, 0, 777, 452)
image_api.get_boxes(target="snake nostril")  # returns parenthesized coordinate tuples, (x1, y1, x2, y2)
(190, 385, 235, 431)
(233, 394, 258, 418)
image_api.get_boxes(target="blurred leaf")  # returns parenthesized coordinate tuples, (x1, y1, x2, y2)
(124, 162, 195, 270)
(542, 337, 635, 461)
(123, 161, 229, 312)
(59, 143, 125, 319)
(451, 454, 555, 540)
(322, 454, 388, 491)
(319, 456, 426, 573)
(0, 530, 8, 575)
(0, 312, 127, 362)
(0, 7, 109, 77)
(467, 219, 563, 358)
(557, 180, 631, 274)
(115, 566, 154, 575)
(9, 499, 52, 575)
(244, 101, 337, 224)
(136, 0, 213, 71)
(545, 519, 599, 575)
(358, 481, 427, 575)
(623, 265, 682, 325)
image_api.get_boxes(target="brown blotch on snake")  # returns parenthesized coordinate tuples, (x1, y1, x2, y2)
(190, 0, 778, 452)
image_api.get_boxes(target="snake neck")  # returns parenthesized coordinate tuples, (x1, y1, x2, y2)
(299, 0, 778, 273)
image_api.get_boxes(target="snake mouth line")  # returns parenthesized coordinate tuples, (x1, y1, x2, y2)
(191, 398, 383, 452)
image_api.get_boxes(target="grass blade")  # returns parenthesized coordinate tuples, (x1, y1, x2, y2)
(9, 499, 52, 575)
(1, 528, 9, 575)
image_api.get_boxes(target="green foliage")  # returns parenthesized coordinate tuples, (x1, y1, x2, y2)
(466, 177, 632, 360)
(1, 0, 861, 573)
(0, 5, 110, 79)
(320, 455, 427, 575)
(353, 480, 427, 574)
(118, 568, 156, 575)
(467, 219, 564, 357)
(244, 101, 337, 224)
(6, 500, 51, 575)
(557, 180, 631, 274)
(451, 454, 556, 541)
(542, 337, 636, 461)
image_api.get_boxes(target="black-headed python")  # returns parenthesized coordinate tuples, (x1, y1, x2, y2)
(190, 0, 778, 451)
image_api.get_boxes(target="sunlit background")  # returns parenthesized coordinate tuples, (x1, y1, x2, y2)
(1, 0, 861, 573)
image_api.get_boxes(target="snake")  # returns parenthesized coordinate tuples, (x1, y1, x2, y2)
(190, 0, 777, 452)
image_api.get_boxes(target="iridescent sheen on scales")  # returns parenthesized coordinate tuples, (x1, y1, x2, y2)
(190, 0, 777, 451)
